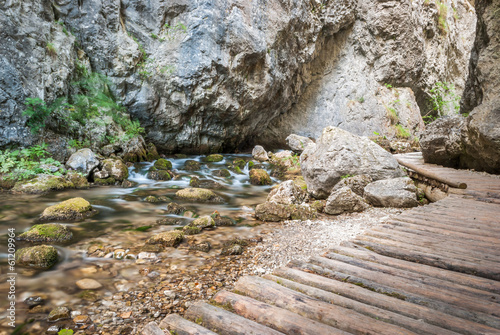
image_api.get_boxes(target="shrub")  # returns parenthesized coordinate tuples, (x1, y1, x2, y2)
(23, 98, 60, 134)
(394, 125, 411, 139)
(46, 42, 57, 57)
(428, 81, 460, 116)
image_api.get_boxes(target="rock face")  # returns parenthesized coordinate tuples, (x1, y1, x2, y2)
(301, 127, 404, 199)
(324, 187, 369, 215)
(364, 177, 419, 208)
(66, 149, 100, 178)
(420, 116, 465, 167)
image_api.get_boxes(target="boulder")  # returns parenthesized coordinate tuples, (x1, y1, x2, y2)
(65, 148, 100, 178)
(153, 158, 173, 170)
(15, 245, 59, 270)
(189, 241, 211, 252)
(12, 174, 74, 194)
(249, 169, 272, 185)
(175, 188, 223, 203)
(252, 145, 269, 162)
(420, 116, 465, 168)
(286, 134, 315, 153)
(184, 160, 201, 171)
(147, 168, 172, 181)
(147, 231, 184, 247)
(66, 171, 90, 189)
(48, 306, 70, 322)
(204, 154, 224, 162)
(164, 202, 187, 215)
(101, 158, 129, 181)
(324, 187, 369, 215)
(189, 176, 224, 189)
(364, 177, 419, 208)
(39, 197, 97, 222)
(18, 224, 73, 242)
(267, 180, 307, 205)
(182, 225, 201, 235)
(189, 216, 215, 229)
(300, 127, 404, 199)
(212, 169, 231, 177)
(210, 211, 234, 226)
(76, 278, 102, 290)
(331, 175, 373, 197)
(255, 202, 316, 221)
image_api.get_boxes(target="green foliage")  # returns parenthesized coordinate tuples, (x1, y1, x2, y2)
(160, 65, 176, 76)
(150, 33, 158, 39)
(341, 174, 354, 179)
(394, 124, 411, 139)
(56, 20, 69, 36)
(46, 42, 57, 57)
(67, 139, 90, 150)
(0, 144, 62, 181)
(436, 1, 448, 34)
(429, 81, 460, 117)
(384, 83, 393, 89)
(358, 96, 365, 103)
(23, 98, 66, 134)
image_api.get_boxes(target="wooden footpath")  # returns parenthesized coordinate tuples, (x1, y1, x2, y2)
(158, 152, 500, 335)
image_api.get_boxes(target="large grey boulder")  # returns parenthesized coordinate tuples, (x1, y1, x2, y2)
(331, 175, 373, 197)
(364, 177, 419, 208)
(65, 149, 100, 178)
(301, 126, 404, 199)
(252, 145, 269, 162)
(267, 180, 308, 205)
(286, 134, 315, 153)
(324, 187, 369, 215)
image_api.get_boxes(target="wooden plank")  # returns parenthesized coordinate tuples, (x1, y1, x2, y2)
(184, 301, 284, 335)
(388, 218, 499, 238)
(353, 238, 500, 280)
(232, 276, 415, 335)
(329, 244, 500, 293)
(213, 290, 350, 335)
(273, 267, 499, 335)
(396, 158, 467, 188)
(263, 274, 459, 335)
(159, 314, 218, 335)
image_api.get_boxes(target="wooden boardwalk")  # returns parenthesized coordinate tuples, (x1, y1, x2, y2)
(158, 153, 500, 335)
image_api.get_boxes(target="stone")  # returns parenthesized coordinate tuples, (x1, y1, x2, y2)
(157, 217, 185, 225)
(175, 188, 223, 203)
(300, 127, 404, 199)
(94, 177, 117, 185)
(249, 169, 272, 185)
(324, 187, 369, 215)
(189, 241, 211, 252)
(48, 306, 70, 322)
(24, 296, 44, 307)
(18, 224, 73, 242)
(164, 202, 186, 215)
(190, 216, 215, 229)
(286, 134, 315, 153)
(101, 158, 129, 181)
(94, 170, 109, 179)
(65, 149, 99, 178)
(204, 154, 224, 162)
(190, 177, 224, 189)
(364, 177, 419, 208)
(184, 160, 201, 171)
(39, 197, 96, 222)
(210, 211, 234, 226)
(147, 231, 184, 247)
(15, 245, 58, 269)
(331, 175, 373, 197)
(66, 171, 90, 189)
(142, 322, 164, 335)
(147, 168, 172, 181)
(182, 225, 201, 235)
(154, 158, 173, 170)
(213, 169, 231, 177)
(76, 278, 102, 290)
(144, 195, 159, 203)
(12, 174, 74, 194)
(73, 315, 91, 325)
(252, 145, 269, 162)
(222, 244, 243, 255)
(267, 180, 307, 205)
(255, 202, 316, 222)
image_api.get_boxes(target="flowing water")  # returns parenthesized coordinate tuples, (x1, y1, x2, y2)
(0, 154, 279, 333)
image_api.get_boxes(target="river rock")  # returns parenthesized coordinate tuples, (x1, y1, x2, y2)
(39, 197, 96, 222)
(76, 278, 102, 290)
(301, 126, 404, 199)
(330, 175, 373, 197)
(65, 149, 99, 178)
(164, 202, 186, 215)
(142, 322, 164, 335)
(324, 187, 369, 215)
(18, 224, 73, 242)
(12, 174, 74, 194)
(364, 177, 419, 208)
(154, 158, 173, 170)
(147, 168, 172, 181)
(189, 241, 211, 252)
(212, 169, 231, 177)
(184, 160, 201, 171)
(252, 145, 269, 162)
(286, 134, 314, 153)
(204, 154, 224, 162)
(66, 171, 90, 189)
(15, 245, 59, 270)
(190, 216, 215, 229)
(189, 176, 224, 189)
(147, 231, 184, 247)
(48, 306, 70, 322)
(210, 211, 234, 226)
(175, 188, 223, 203)
(249, 169, 272, 185)
(255, 202, 316, 222)
(101, 158, 129, 181)
(267, 180, 307, 205)
(182, 225, 201, 235)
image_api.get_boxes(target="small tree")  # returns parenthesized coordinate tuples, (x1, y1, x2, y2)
(428, 81, 460, 117)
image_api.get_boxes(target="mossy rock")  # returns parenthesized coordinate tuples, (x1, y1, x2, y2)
(18, 224, 73, 243)
(144, 196, 159, 203)
(12, 175, 74, 194)
(48, 306, 70, 322)
(232, 158, 247, 169)
(190, 216, 215, 229)
(39, 197, 97, 222)
(102, 159, 129, 181)
(15, 245, 59, 270)
(121, 180, 138, 188)
(184, 160, 201, 171)
(211, 211, 234, 226)
(249, 169, 272, 185)
(147, 231, 184, 247)
(146, 143, 160, 161)
(182, 225, 201, 235)
(310, 200, 326, 213)
(66, 171, 90, 189)
(94, 177, 116, 185)
(175, 154, 188, 158)
(0, 174, 16, 190)
(190, 177, 224, 189)
(212, 169, 231, 177)
(147, 168, 172, 181)
(221, 239, 248, 255)
(175, 188, 223, 203)
(157, 218, 185, 225)
(164, 202, 186, 215)
(189, 176, 201, 188)
(154, 159, 173, 170)
(204, 154, 224, 162)
(255, 202, 316, 222)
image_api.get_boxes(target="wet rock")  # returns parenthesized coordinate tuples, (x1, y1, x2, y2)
(147, 168, 172, 181)
(364, 177, 419, 208)
(121, 180, 138, 188)
(18, 223, 73, 243)
(144, 196, 159, 203)
(76, 278, 103, 290)
(301, 126, 404, 199)
(269, 150, 300, 177)
(15, 245, 58, 269)
(252, 145, 269, 162)
(212, 169, 231, 177)
(101, 158, 129, 181)
(190, 216, 215, 229)
(94, 170, 109, 179)
(66, 148, 100, 178)
(154, 158, 173, 170)
(165, 202, 187, 215)
(66, 171, 90, 189)
(189, 241, 211, 252)
(142, 322, 164, 335)
(221, 239, 248, 255)
(331, 174, 373, 197)
(255, 202, 316, 222)
(182, 225, 201, 235)
(48, 306, 70, 322)
(78, 290, 100, 302)
(249, 169, 272, 185)
(190, 177, 224, 189)
(175, 188, 223, 203)
(286, 134, 315, 153)
(24, 296, 44, 307)
(157, 217, 185, 225)
(94, 177, 117, 185)
(211, 211, 234, 226)
(39, 197, 96, 222)
(325, 187, 370, 215)
(204, 154, 224, 162)
(184, 160, 201, 171)
(267, 180, 307, 205)
(223, 244, 243, 255)
(147, 231, 184, 247)
(12, 174, 74, 194)
(73, 314, 91, 326)
(232, 158, 247, 170)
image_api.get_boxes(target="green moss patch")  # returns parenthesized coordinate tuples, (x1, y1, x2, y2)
(15, 245, 59, 269)
(154, 158, 173, 170)
(39, 197, 97, 222)
(175, 188, 223, 203)
(18, 224, 73, 242)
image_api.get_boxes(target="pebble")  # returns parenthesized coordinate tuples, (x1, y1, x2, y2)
(76, 278, 103, 290)
(48, 306, 70, 322)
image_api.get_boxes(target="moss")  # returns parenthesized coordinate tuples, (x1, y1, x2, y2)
(174, 154, 188, 158)
(146, 143, 160, 161)
(184, 160, 201, 171)
(144, 195, 159, 203)
(78, 290, 100, 301)
(154, 158, 173, 170)
(234, 166, 243, 174)
(94, 177, 116, 185)
(12, 175, 74, 194)
(204, 154, 224, 162)
(232, 159, 246, 169)
(175, 188, 223, 203)
(189, 176, 201, 187)
(191, 216, 215, 229)
(182, 225, 201, 235)
(147, 231, 184, 247)
(18, 223, 73, 242)
(249, 169, 272, 185)
(147, 169, 171, 181)
(66, 171, 89, 189)
(15, 245, 58, 269)
(102, 159, 129, 181)
(213, 169, 231, 177)
(39, 197, 96, 222)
